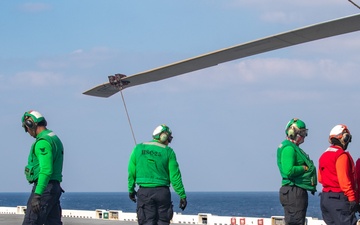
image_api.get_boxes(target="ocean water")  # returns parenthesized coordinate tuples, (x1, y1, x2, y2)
(0, 192, 322, 219)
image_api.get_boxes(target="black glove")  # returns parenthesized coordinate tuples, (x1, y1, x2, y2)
(179, 198, 187, 211)
(349, 201, 359, 213)
(31, 194, 41, 214)
(129, 191, 137, 203)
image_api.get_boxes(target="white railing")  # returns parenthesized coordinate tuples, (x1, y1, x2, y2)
(0, 206, 337, 225)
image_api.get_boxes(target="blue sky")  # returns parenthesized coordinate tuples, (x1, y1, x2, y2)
(1, 1, 360, 193)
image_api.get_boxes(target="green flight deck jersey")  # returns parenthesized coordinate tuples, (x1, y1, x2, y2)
(277, 139, 317, 192)
(128, 140, 186, 199)
(25, 129, 64, 195)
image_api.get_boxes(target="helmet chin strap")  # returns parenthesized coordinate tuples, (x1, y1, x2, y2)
(340, 139, 350, 150)
(286, 134, 304, 145)
(295, 134, 304, 145)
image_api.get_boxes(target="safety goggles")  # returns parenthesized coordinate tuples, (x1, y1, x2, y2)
(299, 129, 308, 137)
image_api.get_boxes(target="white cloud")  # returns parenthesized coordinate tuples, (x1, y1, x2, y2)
(294, 33, 360, 57)
(68, 47, 115, 68)
(235, 57, 359, 84)
(226, 0, 356, 24)
(36, 47, 115, 70)
(71, 49, 84, 55)
(0, 47, 122, 92)
(10, 71, 64, 87)
(260, 11, 301, 24)
(37, 60, 68, 70)
(18, 3, 51, 13)
(230, 0, 345, 8)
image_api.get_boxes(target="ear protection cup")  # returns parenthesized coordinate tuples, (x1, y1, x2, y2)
(25, 119, 35, 129)
(286, 118, 298, 140)
(159, 133, 168, 143)
(343, 133, 352, 144)
(287, 127, 295, 139)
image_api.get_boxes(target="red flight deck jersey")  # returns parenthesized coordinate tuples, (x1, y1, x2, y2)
(319, 145, 359, 202)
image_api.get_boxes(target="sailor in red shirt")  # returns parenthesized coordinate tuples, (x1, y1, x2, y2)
(318, 124, 359, 225)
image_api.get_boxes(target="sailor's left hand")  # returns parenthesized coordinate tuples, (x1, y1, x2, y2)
(349, 201, 359, 213)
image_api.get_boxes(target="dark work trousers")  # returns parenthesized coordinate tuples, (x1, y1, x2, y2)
(136, 186, 173, 225)
(279, 185, 308, 225)
(320, 192, 358, 225)
(22, 181, 63, 225)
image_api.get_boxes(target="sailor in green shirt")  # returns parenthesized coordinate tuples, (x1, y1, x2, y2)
(277, 118, 317, 225)
(128, 124, 187, 225)
(21, 110, 64, 225)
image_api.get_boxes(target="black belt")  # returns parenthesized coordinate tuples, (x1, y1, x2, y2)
(34, 180, 60, 184)
(139, 185, 169, 188)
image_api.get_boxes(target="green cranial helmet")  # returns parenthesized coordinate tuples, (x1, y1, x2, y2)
(152, 124, 173, 143)
(21, 110, 47, 132)
(285, 118, 308, 139)
(22, 110, 46, 123)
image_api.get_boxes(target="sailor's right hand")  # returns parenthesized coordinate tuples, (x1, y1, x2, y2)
(31, 194, 41, 214)
(129, 191, 137, 203)
(179, 198, 187, 211)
